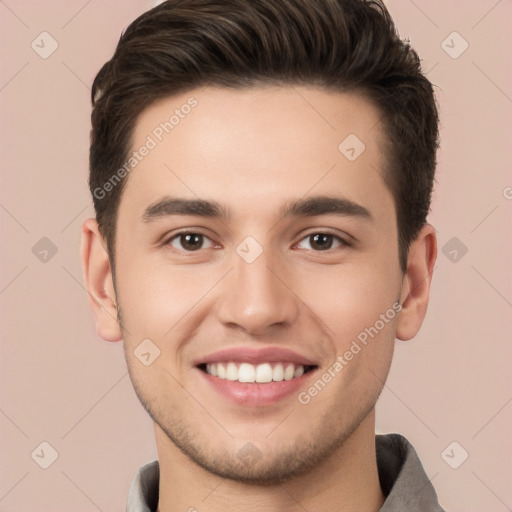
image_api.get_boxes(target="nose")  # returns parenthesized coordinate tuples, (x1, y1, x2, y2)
(215, 246, 300, 336)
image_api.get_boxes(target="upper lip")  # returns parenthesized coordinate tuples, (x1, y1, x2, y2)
(194, 347, 317, 367)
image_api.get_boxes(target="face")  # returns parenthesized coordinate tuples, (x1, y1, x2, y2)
(113, 86, 403, 482)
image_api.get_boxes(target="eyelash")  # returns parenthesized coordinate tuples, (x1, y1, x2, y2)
(163, 229, 352, 253)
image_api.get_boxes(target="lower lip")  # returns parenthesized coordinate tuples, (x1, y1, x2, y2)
(197, 368, 315, 406)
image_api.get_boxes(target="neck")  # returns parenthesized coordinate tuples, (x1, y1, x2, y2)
(155, 411, 384, 512)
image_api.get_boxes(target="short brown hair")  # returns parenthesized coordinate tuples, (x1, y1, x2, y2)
(89, 0, 439, 274)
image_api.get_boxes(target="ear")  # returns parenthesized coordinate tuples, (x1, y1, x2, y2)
(80, 218, 122, 342)
(396, 224, 437, 341)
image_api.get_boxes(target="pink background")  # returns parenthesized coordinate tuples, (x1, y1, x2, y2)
(1, 0, 511, 510)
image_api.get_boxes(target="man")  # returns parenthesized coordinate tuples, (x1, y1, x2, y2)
(81, 0, 444, 510)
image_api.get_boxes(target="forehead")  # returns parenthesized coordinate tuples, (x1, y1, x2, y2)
(119, 85, 392, 224)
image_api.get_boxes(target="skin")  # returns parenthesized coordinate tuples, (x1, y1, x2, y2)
(81, 86, 436, 512)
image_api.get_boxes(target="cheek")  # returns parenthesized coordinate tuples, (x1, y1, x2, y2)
(115, 255, 219, 339)
(309, 259, 400, 387)
(308, 261, 401, 339)
(314, 268, 399, 398)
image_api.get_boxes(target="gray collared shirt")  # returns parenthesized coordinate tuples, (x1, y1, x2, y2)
(126, 433, 446, 511)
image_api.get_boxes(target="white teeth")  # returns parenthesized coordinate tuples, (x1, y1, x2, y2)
(204, 362, 309, 383)
(217, 363, 226, 379)
(256, 363, 273, 383)
(284, 363, 295, 381)
(272, 363, 284, 382)
(238, 363, 256, 383)
(226, 362, 238, 381)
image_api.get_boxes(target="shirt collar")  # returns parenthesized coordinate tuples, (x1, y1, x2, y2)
(127, 434, 445, 512)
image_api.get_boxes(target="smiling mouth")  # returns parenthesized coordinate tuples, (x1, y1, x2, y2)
(197, 362, 317, 384)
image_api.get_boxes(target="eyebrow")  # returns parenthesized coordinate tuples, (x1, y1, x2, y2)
(141, 195, 372, 223)
(142, 197, 229, 222)
(280, 195, 372, 220)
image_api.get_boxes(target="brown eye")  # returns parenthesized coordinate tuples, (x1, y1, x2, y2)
(168, 232, 213, 251)
(296, 232, 347, 251)
(309, 233, 333, 250)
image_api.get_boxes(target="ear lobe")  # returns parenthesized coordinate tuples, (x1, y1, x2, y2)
(396, 224, 437, 341)
(80, 218, 122, 342)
